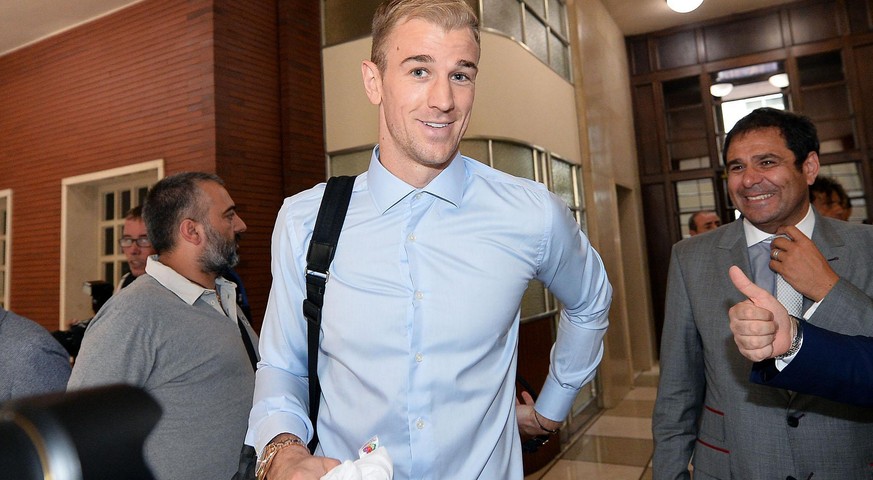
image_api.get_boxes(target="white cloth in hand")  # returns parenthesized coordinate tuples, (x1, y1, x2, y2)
(320, 437, 393, 480)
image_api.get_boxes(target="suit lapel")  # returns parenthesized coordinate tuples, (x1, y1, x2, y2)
(717, 220, 751, 278)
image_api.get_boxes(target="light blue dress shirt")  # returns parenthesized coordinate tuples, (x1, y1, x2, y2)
(250, 149, 612, 479)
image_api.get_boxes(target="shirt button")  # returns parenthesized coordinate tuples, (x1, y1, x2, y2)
(415, 193, 422, 200)
(416, 418, 425, 430)
(408, 233, 416, 242)
(415, 291, 423, 300)
(415, 353, 423, 363)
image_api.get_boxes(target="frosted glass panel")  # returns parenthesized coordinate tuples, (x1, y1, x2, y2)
(483, 0, 523, 41)
(460, 139, 490, 166)
(551, 159, 574, 207)
(524, 13, 549, 63)
(492, 142, 535, 180)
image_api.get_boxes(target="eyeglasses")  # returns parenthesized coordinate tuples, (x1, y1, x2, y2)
(119, 236, 152, 248)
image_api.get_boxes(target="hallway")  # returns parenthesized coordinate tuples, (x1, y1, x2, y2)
(526, 367, 658, 480)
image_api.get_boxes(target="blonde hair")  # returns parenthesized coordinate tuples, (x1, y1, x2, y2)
(370, 0, 480, 72)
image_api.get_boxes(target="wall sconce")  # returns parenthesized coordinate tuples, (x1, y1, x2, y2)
(768, 73, 790, 88)
(667, 0, 704, 13)
(710, 82, 734, 98)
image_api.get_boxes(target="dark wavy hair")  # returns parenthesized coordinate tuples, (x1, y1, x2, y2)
(142, 172, 222, 253)
(722, 107, 819, 170)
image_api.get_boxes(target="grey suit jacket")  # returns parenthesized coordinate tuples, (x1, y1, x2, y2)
(652, 211, 873, 480)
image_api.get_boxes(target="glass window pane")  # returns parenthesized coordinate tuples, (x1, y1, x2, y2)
(549, 33, 570, 80)
(524, 12, 549, 63)
(104, 262, 114, 286)
(138, 187, 149, 205)
(492, 142, 535, 180)
(460, 139, 490, 166)
(483, 0, 523, 41)
(548, 0, 566, 35)
(551, 159, 574, 208)
(104, 192, 115, 221)
(525, 0, 545, 18)
(675, 179, 715, 211)
(121, 190, 132, 218)
(104, 227, 114, 256)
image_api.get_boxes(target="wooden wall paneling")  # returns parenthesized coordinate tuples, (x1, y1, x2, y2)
(640, 183, 670, 351)
(846, 0, 873, 33)
(703, 13, 785, 62)
(212, 0, 284, 331)
(627, 37, 651, 76)
(850, 42, 873, 221)
(278, 0, 326, 198)
(0, 0, 219, 328)
(789, 1, 844, 44)
(632, 83, 663, 176)
(656, 30, 699, 71)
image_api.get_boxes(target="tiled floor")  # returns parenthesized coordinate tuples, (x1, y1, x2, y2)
(526, 367, 659, 480)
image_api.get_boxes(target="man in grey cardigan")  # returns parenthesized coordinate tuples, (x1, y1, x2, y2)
(68, 172, 258, 480)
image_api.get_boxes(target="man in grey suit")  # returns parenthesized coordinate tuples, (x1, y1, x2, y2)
(652, 107, 873, 479)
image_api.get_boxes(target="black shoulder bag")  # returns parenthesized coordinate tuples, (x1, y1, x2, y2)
(302, 175, 356, 453)
(231, 176, 355, 480)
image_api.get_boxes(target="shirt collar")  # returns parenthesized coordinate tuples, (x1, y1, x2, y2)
(743, 205, 815, 247)
(367, 145, 466, 213)
(145, 255, 236, 318)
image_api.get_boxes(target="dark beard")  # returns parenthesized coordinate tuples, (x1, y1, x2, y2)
(200, 222, 240, 274)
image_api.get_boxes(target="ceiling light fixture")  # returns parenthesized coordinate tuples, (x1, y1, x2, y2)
(768, 73, 790, 88)
(709, 82, 733, 98)
(667, 0, 704, 13)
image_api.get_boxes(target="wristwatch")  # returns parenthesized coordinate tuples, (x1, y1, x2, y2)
(775, 316, 804, 360)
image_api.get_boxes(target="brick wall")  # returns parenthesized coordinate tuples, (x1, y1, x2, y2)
(0, 0, 317, 330)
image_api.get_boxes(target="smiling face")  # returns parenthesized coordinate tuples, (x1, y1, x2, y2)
(726, 127, 819, 233)
(362, 17, 479, 186)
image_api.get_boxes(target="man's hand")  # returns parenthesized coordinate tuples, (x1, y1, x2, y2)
(261, 434, 340, 480)
(515, 390, 561, 436)
(770, 226, 838, 301)
(728, 266, 793, 361)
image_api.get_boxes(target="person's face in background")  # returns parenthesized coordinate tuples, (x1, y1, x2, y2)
(811, 190, 848, 220)
(689, 212, 721, 235)
(121, 217, 156, 277)
(726, 127, 818, 233)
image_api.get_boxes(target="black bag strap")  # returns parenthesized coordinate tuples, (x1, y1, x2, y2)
(303, 175, 356, 453)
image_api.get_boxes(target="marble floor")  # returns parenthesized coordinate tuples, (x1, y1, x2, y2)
(526, 367, 659, 480)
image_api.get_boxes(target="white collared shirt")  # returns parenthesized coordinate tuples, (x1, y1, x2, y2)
(144, 255, 238, 323)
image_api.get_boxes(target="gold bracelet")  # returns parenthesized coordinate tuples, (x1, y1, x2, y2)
(533, 410, 559, 435)
(255, 437, 308, 480)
